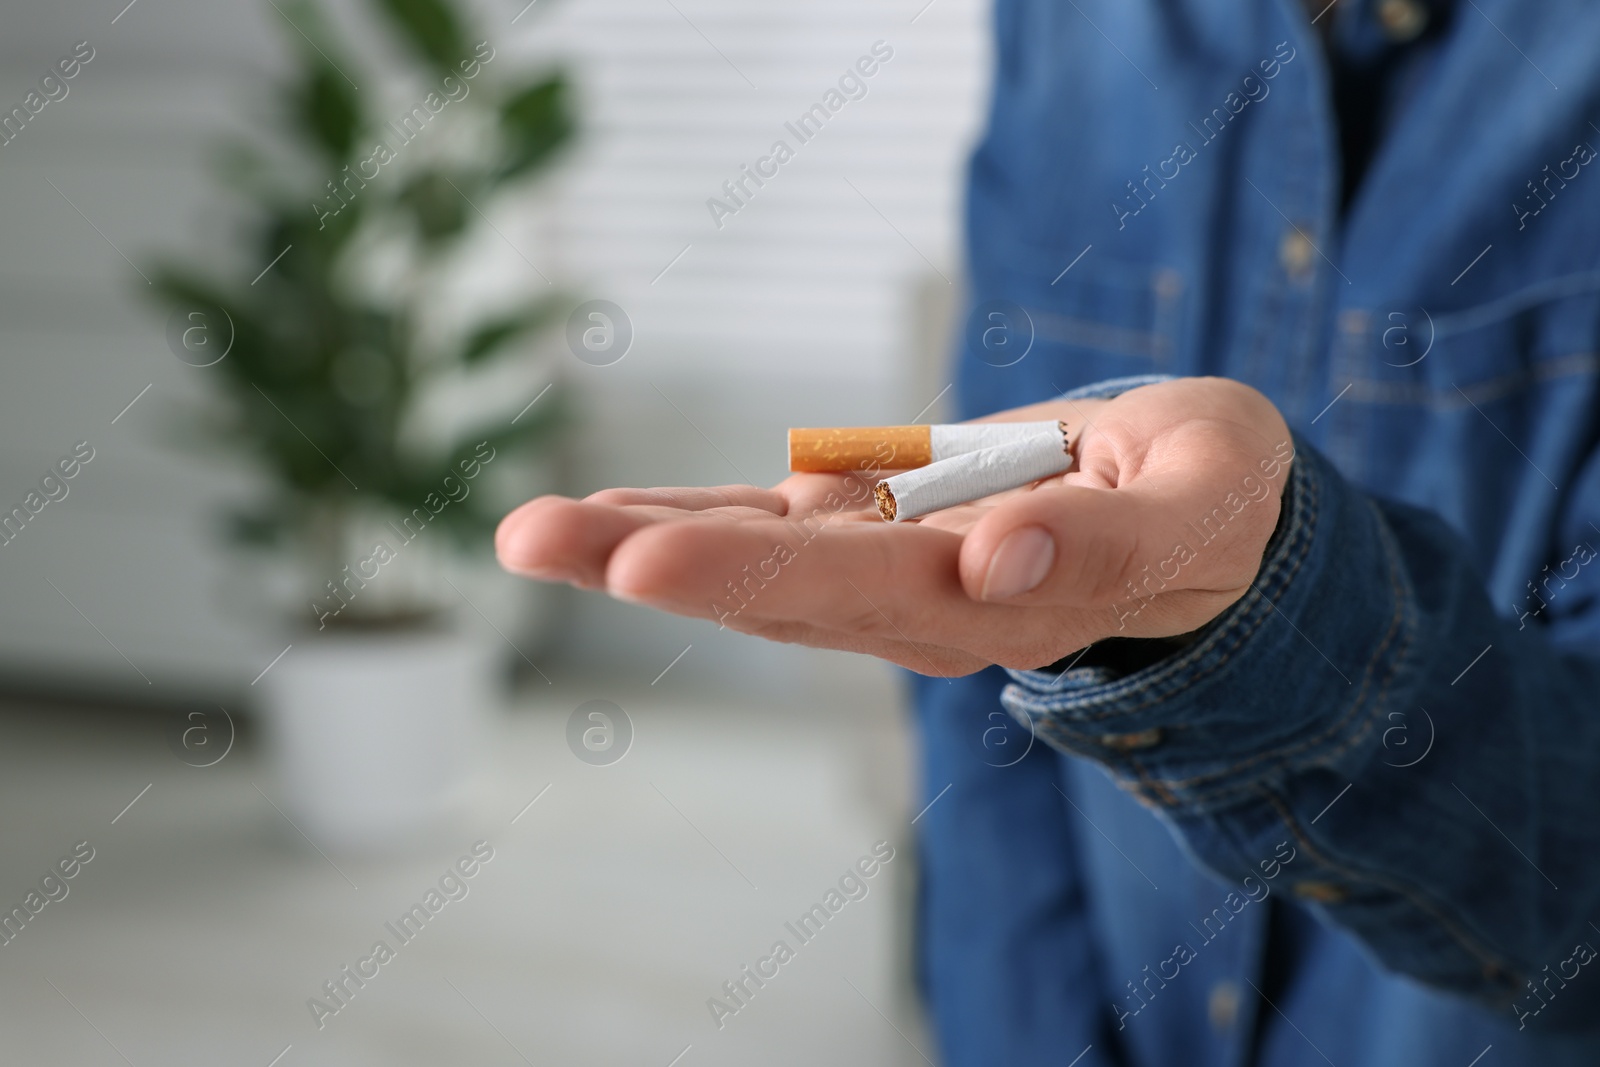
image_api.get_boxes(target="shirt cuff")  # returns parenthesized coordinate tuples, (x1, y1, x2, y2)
(1001, 433, 1406, 816)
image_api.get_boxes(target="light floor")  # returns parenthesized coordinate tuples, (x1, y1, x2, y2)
(0, 668, 935, 1067)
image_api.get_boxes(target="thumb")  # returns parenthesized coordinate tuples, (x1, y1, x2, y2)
(957, 468, 1284, 608)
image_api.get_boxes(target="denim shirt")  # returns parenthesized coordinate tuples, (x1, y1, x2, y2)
(911, 0, 1600, 1064)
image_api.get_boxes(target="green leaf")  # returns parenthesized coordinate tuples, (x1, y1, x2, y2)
(497, 74, 574, 180)
(298, 187, 365, 252)
(150, 268, 261, 363)
(461, 299, 563, 364)
(297, 62, 363, 161)
(142, 0, 577, 569)
(275, 0, 364, 161)
(397, 169, 472, 244)
(372, 0, 471, 74)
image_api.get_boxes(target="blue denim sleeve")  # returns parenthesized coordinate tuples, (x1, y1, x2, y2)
(1003, 385, 1600, 1031)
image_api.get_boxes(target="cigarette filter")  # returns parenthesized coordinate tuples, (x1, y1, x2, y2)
(788, 421, 1063, 473)
(874, 422, 1071, 522)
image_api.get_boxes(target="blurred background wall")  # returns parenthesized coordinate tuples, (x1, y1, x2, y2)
(0, 2, 991, 1065)
(0, 0, 988, 696)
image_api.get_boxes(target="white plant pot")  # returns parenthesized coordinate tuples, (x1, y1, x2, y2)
(260, 626, 496, 854)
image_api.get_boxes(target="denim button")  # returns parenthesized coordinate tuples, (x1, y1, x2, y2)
(1208, 980, 1241, 1030)
(1279, 228, 1316, 277)
(1377, 0, 1429, 42)
(1099, 726, 1163, 751)
(1292, 880, 1349, 904)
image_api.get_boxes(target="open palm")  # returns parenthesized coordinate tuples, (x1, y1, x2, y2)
(496, 377, 1294, 676)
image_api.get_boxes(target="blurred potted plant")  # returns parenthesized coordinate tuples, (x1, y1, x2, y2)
(151, 0, 574, 850)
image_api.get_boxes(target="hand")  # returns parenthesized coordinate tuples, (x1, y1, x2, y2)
(495, 377, 1295, 676)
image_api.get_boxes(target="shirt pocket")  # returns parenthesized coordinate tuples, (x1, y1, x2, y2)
(1327, 271, 1600, 547)
(961, 247, 1186, 411)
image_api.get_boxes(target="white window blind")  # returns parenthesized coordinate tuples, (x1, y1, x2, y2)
(513, 0, 990, 384)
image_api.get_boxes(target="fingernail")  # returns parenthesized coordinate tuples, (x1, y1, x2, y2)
(981, 525, 1055, 601)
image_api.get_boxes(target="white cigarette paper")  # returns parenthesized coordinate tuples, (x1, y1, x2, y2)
(787, 420, 1066, 472)
(928, 422, 1062, 462)
(874, 422, 1071, 522)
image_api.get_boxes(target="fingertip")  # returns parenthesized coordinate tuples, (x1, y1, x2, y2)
(974, 524, 1056, 602)
(495, 495, 563, 560)
(603, 521, 699, 605)
(496, 495, 644, 588)
(958, 492, 1055, 601)
(960, 485, 1137, 606)
(494, 496, 575, 577)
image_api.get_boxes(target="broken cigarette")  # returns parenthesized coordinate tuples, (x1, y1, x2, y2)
(874, 422, 1071, 522)
(787, 421, 1063, 473)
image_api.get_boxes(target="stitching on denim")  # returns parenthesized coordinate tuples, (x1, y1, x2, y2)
(1011, 520, 1306, 712)
(1430, 268, 1600, 338)
(1155, 492, 1413, 799)
(1030, 462, 1410, 807)
(1125, 753, 1178, 807)
(1258, 786, 1523, 988)
(1240, 214, 1296, 390)
(1011, 450, 1318, 721)
(1157, 497, 1415, 804)
(1151, 270, 1184, 369)
(1089, 447, 1314, 707)
(1349, 352, 1600, 408)
(1032, 311, 1168, 361)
